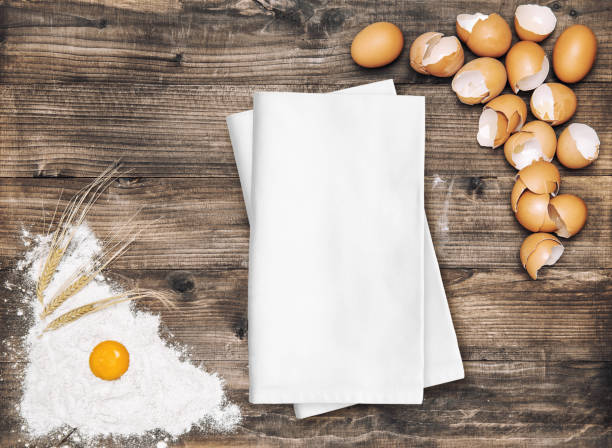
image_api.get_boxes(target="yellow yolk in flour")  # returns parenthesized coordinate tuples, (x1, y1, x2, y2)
(89, 340, 130, 381)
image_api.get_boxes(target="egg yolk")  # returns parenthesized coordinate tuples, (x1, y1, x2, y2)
(89, 340, 130, 381)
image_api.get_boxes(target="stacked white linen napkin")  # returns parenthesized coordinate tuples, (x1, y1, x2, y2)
(226, 80, 463, 419)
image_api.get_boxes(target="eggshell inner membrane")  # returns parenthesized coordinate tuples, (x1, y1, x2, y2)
(548, 203, 569, 238)
(531, 84, 555, 120)
(568, 123, 600, 160)
(422, 36, 460, 66)
(516, 56, 549, 91)
(515, 5, 557, 36)
(512, 136, 547, 170)
(546, 244, 564, 266)
(451, 70, 488, 100)
(457, 13, 488, 33)
(477, 108, 499, 147)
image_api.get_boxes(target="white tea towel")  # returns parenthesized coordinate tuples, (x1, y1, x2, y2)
(226, 81, 463, 417)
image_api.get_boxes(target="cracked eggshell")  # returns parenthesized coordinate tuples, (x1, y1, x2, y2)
(410, 32, 464, 77)
(451, 57, 507, 104)
(422, 35, 464, 77)
(486, 94, 527, 133)
(553, 24, 597, 83)
(518, 160, 561, 195)
(477, 94, 527, 148)
(557, 123, 600, 169)
(477, 107, 510, 148)
(410, 32, 443, 74)
(514, 5, 557, 42)
(515, 191, 557, 232)
(520, 233, 564, 280)
(351, 22, 404, 68)
(505, 41, 549, 93)
(456, 13, 512, 57)
(530, 83, 577, 126)
(504, 121, 557, 169)
(511, 160, 560, 212)
(549, 194, 588, 238)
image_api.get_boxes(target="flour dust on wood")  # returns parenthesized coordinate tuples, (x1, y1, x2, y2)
(11, 223, 240, 446)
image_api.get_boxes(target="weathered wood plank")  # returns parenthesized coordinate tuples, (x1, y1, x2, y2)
(0, 83, 610, 178)
(1, 267, 610, 363)
(1, 360, 610, 447)
(0, 176, 610, 270)
(0, 0, 609, 85)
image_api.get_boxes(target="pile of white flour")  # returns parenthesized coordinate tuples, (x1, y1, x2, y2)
(16, 223, 240, 445)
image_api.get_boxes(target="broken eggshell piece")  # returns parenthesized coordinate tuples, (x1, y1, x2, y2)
(503, 121, 557, 170)
(505, 41, 549, 93)
(530, 83, 577, 126)
(557, 123, 600, 169)
(477, 94, 527, 148)
(514, 191, 557, 232)
(456, 13, 512, 57)
(549, 194, 588, 238)
(410, 32, 464, 77)
(451, 57, 507, 104)
(514, 5, 557, 42)
(520, 233, 564, 280)
(511, 160, 560, 213)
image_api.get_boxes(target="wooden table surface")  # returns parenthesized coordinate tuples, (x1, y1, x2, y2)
(1, 0, 611, 446)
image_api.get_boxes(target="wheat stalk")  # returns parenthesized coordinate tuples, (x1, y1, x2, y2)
(41, 289, 176, 334)
(35, 162, 122, 303)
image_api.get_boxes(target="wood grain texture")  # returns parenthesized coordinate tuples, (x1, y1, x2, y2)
(1, 176, 610, 270)
(1, 360, 611, 447)
(1, 267, 611, 364)
(0, 0, 610, 85)
(1, 82, 610, 178)
(1, 0, 611, 446)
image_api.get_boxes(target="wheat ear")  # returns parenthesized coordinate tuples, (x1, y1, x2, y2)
(35, 162, 122, 303)
(41, 289, 176, 334)
(39, 220, 142, 319)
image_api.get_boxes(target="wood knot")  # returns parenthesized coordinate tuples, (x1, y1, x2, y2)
(569, 9, 578, 17)
(175, 53, 183, 64)
(116, 177, 140, 187)
(97, 19, 107, 29)
(320, 8, 346, 32)
(167, 271, 195, 294)
(552, 2, 561, 11)
(233, 318, 248, 340)
(467, 177, 485, 196)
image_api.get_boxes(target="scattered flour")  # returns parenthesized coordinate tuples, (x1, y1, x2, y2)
(16, 224, 240, 445)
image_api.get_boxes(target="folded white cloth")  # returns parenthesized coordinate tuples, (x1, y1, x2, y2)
(226, 80, 463, 418)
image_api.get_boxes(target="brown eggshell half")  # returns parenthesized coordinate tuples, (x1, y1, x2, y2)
(486, 94, 528, 133)
(517, 161, 560, 195)
(549, 194, 588, 238)
(505, 41, 547, 93)
(513, 5, 557, 43)
(524, 238, 564, 279)
(514, 17, 548, 42)
(423, 36, 465, 77)
(522, 121, 557, 158)
(556, 123, 600, 169)
(468, 13, 512, 57)
(410, 32, 443, 75)
(504, 121, 557, 170)
(530, 83, 577, 126)
(515, 191, 556, 232)
(451, 57, 507, 104)
(520, 232, 562, 267)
